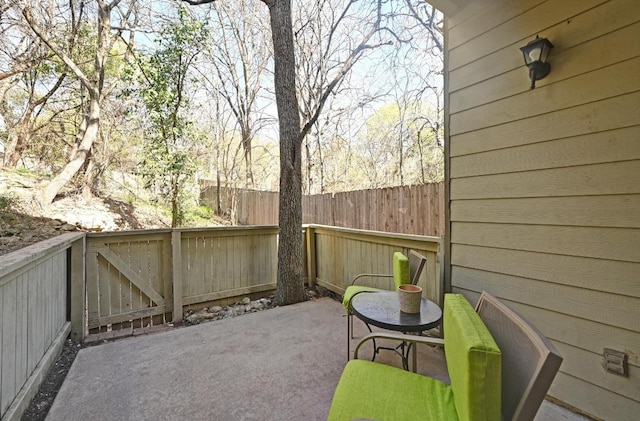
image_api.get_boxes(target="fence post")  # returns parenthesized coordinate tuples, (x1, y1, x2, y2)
(172, 230, 183, 322)
(305, 225, 317, 287)
(69, 235, 86, 342)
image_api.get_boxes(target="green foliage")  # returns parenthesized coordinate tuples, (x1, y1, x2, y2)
(0, 193, 17, 215)
(135, 6, 210, 227)
(182, 204, 215, 226)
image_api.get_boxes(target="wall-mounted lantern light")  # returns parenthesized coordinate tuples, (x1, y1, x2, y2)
(520, 35, 554, 89)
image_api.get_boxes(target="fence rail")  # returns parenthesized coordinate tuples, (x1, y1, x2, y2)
(200, 183, 445, 237)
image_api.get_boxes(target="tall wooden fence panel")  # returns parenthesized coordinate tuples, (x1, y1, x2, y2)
(0, 233, 83, 421)
(201, 183, 445, 237)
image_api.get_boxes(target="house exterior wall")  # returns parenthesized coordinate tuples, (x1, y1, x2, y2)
(443, 0, 640, 419)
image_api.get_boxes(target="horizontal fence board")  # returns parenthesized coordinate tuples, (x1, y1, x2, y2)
(182, 283, 276, 306)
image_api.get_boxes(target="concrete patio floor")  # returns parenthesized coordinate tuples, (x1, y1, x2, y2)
(47, 297, 589, 420)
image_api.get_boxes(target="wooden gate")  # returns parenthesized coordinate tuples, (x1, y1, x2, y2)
(85, 230, 172, 340)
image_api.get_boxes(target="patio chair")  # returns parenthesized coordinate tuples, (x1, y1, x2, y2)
(342, 250, 427, 357)
(330, 291, 563, 421)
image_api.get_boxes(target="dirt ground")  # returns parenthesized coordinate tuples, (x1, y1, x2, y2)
(20, 339, 82, 421)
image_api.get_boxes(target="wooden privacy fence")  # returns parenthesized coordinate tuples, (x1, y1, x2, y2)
(306, 225, 443, 308)
(0, 225, 440, 419)
(84, 226, 279, 340)
(0, 233, 84, 421)
(200, 183, 445, 237)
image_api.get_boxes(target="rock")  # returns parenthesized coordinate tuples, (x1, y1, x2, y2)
(308, 290, 318, 298)
(240, 297, 251, 305)
(0, 236, 16, 245)
(185, 312, 215, 325)
(60, 223, 77, 231)
(250, 301, 264, 311)
(208, 305, 223, 313)
(185, 313, 207, 325)
(46, 219, 64, 227)
(316, 285, 328, 296)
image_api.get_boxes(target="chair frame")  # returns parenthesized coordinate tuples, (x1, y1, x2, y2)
(351, 291, 563, 421)
(345, 250, 427, 358)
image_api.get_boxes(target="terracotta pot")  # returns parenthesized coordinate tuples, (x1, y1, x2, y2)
(397, 284, 422, 313)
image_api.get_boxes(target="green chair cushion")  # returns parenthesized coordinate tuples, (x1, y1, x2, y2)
(342, 285, 381, 309)
(327, 359, 458, 421)
(341, 252, 409, 309)
(393, 252, 410, 288)
(444, 294, 502, 421)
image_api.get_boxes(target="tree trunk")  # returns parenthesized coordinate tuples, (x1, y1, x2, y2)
(7, 114, 31, 167)
(81, 152, 95, 201)
(269, 0, 306, 305)
(41, 93, 100, 204)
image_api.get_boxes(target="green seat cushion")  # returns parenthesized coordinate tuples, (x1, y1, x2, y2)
(393, 252, 410, 288)
(443, 294, 502, 421)
(342, 286, 381, 309)
(327, 360, 459, 421)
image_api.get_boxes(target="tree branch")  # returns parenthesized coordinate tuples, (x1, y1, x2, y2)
(22, 6, 95, 93)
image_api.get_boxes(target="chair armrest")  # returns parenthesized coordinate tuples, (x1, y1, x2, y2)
(351, 273, 393, 285)
(354, 332, 445, 360)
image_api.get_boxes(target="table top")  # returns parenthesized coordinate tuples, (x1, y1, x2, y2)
(350, 290, 442, 333)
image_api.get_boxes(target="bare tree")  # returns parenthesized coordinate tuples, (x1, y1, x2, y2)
(20, 0, 137, 204)
(204, 1, 272, 188)
(185, 0, 307, 305)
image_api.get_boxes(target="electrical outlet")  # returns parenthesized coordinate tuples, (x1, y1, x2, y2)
(603, 348, 628, 377)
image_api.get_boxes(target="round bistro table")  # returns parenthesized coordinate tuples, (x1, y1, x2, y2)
(350, 290, 442, 372)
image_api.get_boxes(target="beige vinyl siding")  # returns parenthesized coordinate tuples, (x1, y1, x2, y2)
(445, 0, 640, 419)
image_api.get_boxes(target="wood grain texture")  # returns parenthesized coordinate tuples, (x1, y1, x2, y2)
(0, 243, 70, 419)
(449, 0, 606, 70)
(452, 222, 640, 262)
(451, 266, 639, 333)
(451, 127, 640, 178)
(204, 184, 446, 237)
(452, 244, 640, 297)
(446, 2, 640, 416)
(310, 225, 441, 305)
(451, 195, 640, 228)
(450, 91, 640, 157)
(451, 20, 640, 112)
(451, 160, 640, 200)
(451, 57, 640, 135)
(449, 0, 639, 92)
(551, 370, 640, 420)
